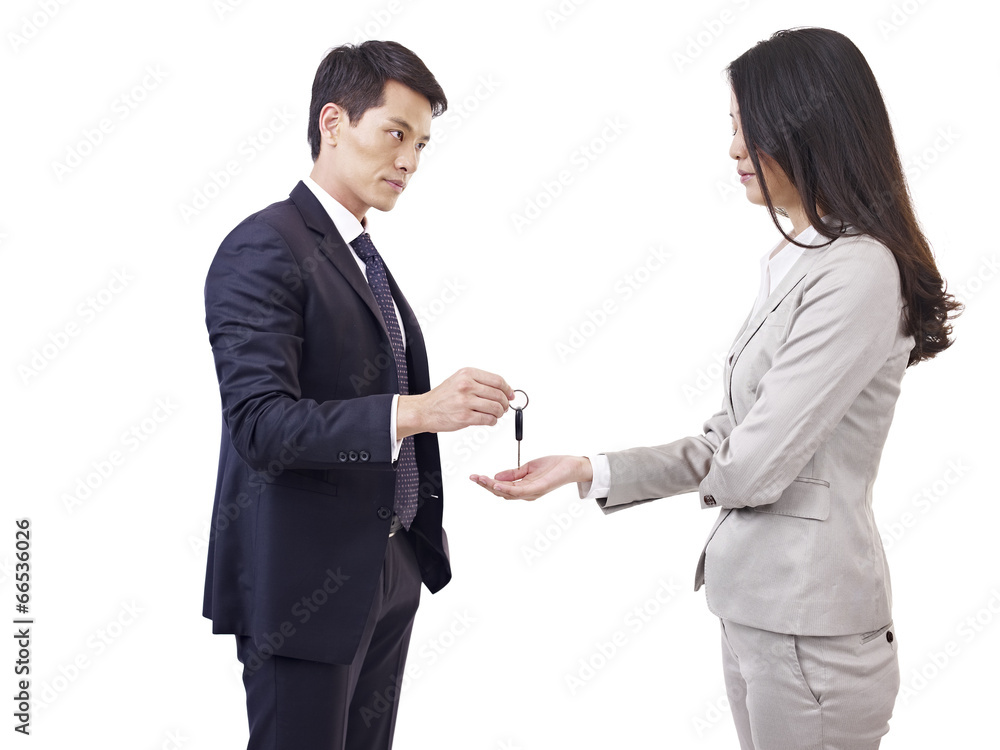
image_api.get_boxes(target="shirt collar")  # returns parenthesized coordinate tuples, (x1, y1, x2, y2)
(758, 223, 828, 296)
(303, 176, 367, 245)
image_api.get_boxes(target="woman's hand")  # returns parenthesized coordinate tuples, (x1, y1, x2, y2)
(469, 455, 593, 501)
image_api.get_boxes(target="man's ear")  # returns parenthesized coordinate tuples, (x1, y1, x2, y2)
(318, 102, 347, 147)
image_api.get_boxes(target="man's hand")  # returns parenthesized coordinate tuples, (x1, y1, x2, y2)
(397, 367, 514, 438)
(469, 455, 593, 501)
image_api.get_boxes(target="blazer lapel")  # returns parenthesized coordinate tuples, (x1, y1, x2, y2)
(289, 182, 390, 338)
(723, 246, 826, 420)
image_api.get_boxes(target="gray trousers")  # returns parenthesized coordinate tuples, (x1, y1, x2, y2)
(720, 618, 900, 749)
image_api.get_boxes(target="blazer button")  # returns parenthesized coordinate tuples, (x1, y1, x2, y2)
(349, 451, 359, 462)
(704, 495, 717, 506)
(338, 451, 348, 462)
(359, 450, 370, 462)
(376, 506, 392, 520)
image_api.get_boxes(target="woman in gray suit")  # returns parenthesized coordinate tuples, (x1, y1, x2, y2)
(471, 27, 960, 750)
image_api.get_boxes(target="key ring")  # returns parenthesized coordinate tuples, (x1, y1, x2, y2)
(511, 389, 529, 411)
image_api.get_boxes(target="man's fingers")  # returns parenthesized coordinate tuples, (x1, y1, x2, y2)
(460, 368, 515, 402)
(468, 367, 513, 393)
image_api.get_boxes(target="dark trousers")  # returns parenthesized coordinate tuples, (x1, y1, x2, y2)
(236, 532, 422, 750)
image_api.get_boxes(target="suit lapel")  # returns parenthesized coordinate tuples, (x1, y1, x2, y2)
(289, 182, 390, 338)
(288, 182, 428, 388)
(723, 245, 826, 419)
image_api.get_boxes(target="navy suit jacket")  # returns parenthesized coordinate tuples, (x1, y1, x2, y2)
(202, 181, 450, 665)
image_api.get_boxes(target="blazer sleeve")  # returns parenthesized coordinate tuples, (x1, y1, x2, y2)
(599, 237, 906, 512)
(598, 407, 730, 513)
(205, 217, 395, 472)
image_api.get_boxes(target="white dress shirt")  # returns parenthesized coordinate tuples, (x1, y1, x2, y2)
(302, 177, 405, 459)
(580, 224, 823, 499)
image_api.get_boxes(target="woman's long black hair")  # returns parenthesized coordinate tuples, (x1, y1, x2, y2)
(728, 27, 960, 365)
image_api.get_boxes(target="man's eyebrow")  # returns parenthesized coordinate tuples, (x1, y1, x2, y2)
(387, 116, 431, 141)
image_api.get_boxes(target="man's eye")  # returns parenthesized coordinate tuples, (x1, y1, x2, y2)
(390, 130, 403, 140)
(416, 142, 426, 151)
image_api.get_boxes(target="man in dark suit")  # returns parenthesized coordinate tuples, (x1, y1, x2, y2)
(202, 41, 513, 750)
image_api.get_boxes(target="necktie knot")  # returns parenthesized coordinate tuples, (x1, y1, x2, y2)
(351, 232, 379, 264)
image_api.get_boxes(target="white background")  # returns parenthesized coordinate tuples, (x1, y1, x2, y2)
(3, 0, 997, 747)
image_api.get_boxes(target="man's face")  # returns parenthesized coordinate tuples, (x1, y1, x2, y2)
(320, 80, 433, 220)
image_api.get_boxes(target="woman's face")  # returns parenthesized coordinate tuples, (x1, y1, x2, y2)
(729, 89, 807, 231)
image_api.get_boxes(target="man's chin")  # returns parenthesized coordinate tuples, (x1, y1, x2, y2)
(370, 196, 401, 213)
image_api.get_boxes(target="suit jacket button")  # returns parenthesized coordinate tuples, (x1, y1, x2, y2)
(349, 451, 359, 462)
(359, 450, 370, 462)
(376, 507, 392, 520)
(338, 451, 348, 462)
(704, 495, 717, 506)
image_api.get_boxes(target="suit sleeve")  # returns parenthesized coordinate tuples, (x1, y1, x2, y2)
(597, 407, 731, 513)
(205, 217, 395, 472)
(598, 237, 905, 513)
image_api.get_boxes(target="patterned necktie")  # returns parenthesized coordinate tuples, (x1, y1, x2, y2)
(350, 232, 419, 530)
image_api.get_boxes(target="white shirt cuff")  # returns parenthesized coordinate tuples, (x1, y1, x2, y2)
(390, 394, 402, 460)
(578, 454, 610, 499)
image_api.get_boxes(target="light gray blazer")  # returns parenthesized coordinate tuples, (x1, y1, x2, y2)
(599, 232, 914, 636)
